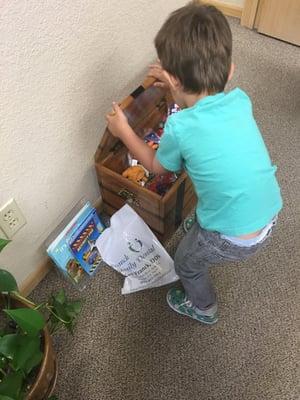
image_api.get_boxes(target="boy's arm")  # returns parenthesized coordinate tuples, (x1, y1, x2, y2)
(106, 102, 168, 175)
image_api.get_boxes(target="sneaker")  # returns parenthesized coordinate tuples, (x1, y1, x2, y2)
(183, 216, 196, 233)
(166, 288, 218, 325)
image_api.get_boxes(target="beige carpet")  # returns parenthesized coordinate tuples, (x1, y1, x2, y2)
(32, 18, 300, 400)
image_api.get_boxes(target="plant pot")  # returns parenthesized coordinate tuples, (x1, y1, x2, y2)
(25, 327, 57, 400)
(0, 295, 58, 400)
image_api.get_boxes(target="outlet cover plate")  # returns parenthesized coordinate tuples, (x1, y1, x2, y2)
(0, 199, 27, 239)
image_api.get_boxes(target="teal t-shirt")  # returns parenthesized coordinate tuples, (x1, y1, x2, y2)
(156, 88, 282, 236)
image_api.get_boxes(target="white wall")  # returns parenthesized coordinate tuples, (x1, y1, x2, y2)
(0, 0, 187, 285)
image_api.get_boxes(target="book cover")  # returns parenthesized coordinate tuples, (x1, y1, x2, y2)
(46, 202, 94, 283)
(68, 210, 105, 276)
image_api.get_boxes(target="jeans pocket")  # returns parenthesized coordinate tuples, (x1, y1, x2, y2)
(213, 236, 264, 261)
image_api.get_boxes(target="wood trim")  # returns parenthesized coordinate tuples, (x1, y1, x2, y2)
(19, 197, 104, 295)
(200, 0, 243, 19)
(255, 0, 300, 46)
(241, 0, 260, 28)
(20, 259, 52, 297)
(254, 0, 263, 29)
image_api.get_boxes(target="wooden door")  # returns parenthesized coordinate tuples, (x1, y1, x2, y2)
(256, 0, 300, 46)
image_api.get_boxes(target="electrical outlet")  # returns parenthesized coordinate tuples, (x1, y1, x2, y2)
(0, 199, 27, 239)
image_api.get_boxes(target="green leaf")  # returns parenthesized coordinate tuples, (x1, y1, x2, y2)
(0, 334, 42, 374)
(0, 395, 16, 400)
(0, 370, 23, 399)
(22, 347, 43, 374)
(0, 239, 11, 253)
(51, 299, 70, 323)
(64, 301, 82, 319)
(69, 300, 82, 315)
(0, 355, 8, 369)
(3, 308, 45, 336)
(0, 334, 19, 360)
(12, 335, 42, 374)
(53, 289, 66, 305)
(0, 270, 18, 293)
(48, 396, 59, 400)
(47, 292, 82, 336)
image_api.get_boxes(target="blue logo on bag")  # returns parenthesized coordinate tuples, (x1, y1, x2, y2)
(128, 238, 143, 253)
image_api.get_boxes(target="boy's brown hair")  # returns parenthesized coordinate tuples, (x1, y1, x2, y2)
(155, 1, 232, 95)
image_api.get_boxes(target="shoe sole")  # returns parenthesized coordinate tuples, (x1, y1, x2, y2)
(166, 296, 218, 325)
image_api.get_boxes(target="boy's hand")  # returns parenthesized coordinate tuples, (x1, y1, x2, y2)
(148, 61, 170, 90)
(106, 102, 130, 139)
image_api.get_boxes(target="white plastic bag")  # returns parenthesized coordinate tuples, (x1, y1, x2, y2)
(96, 205, 178, 294)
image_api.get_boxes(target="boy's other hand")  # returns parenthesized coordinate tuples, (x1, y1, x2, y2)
(106, 102, 129, 139)
(148, 62, 170, 89)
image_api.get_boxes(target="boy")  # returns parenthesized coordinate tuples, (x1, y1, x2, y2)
(106, 2, 282, 325)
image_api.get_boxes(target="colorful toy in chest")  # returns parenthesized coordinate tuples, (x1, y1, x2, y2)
(124, 103, 180, 194)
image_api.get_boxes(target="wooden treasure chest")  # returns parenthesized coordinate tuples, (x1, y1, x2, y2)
(94, 77, 197, 243)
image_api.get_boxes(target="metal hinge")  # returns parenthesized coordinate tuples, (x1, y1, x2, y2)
(118, 189, 140, 207)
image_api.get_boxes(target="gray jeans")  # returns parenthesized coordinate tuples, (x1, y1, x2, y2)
(174, 222, 274, 310)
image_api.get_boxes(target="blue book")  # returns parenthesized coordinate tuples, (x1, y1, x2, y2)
(47, 202, 94, 284)
(68, 210, 105, 276)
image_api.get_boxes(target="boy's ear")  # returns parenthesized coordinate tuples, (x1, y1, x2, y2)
(228, 62, 235, 82)
(164, 71, 182, 92)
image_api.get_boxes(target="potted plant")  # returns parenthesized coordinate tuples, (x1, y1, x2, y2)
(0, 238, 82, 400)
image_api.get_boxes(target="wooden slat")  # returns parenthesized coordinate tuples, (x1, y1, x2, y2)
(162, 174, 195, 216)
(103, 191, 197, 245)
(119, 76, 157, 111)
(97, 164, 162, 211)
(101, 187, 164, 229)
(183, 192, 197, 218)
(241, 0, 259, 28)
(99, 159, 196, 219)
(95, 95, 168, 171)
(102, 194, 165, 233)
(95, 82, 167, 163)
(97, 162, 160, 200)
(102, 180, 196, 236)
(200, 0, 243, 19)
(183, 185, 197, 211)
(256, 0, 300, 46)
(254, 0, 263, 29)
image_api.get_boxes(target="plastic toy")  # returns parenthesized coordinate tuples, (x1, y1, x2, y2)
(144, 131, 161, 150)
(167, 103, 181, 116)
(146, 141, 159, 150)
(146, 173, 177, 196)
(144, 131, 161, 144)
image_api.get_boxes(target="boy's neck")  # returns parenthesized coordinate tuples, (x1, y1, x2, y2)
(181, 91, 208, 108)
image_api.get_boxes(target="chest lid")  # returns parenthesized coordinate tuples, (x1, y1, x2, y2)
(95, 76, 168, 163)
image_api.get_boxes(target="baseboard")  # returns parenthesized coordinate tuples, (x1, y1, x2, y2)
(19, 197, 103, 296)
(200, 0, 243, 19)
(20, 259, 52, 296)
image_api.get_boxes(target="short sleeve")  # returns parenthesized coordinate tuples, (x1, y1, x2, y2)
(156, 119, 183, 172)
